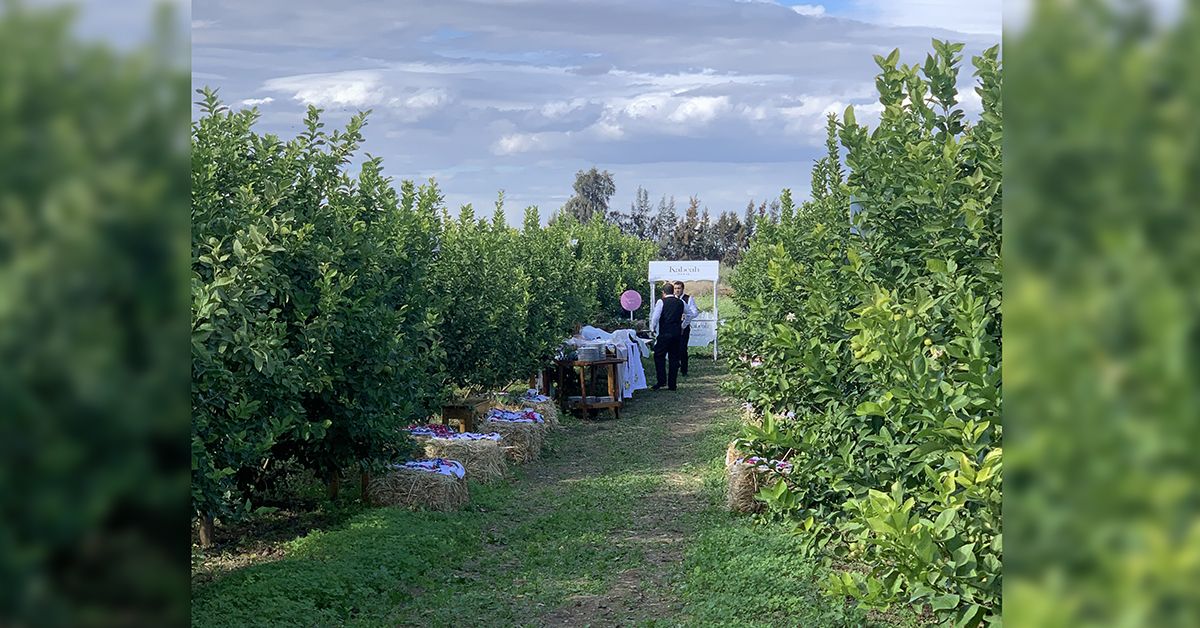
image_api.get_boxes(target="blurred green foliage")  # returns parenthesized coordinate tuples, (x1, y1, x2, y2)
(1005, 1, 1200, 625)
(722, 41, 1002, 625)
(0, 0, 189, 625)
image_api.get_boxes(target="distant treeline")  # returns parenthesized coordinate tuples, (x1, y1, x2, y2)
(550, 167, 784, 265)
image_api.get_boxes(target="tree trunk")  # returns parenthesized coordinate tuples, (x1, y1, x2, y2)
(360, 470, 370, 503)
(328, 474, 340, 501)
(198, 514, 215, 548)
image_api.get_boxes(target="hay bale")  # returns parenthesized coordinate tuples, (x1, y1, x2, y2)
(525, 400, 560, 428)
(493, 400, 559, 429)
(726, 460, 766, 513)
(484, 412, 546, 464)
(493, 391, 561, 429)
(726, 457, 793, 514)
(725, 441, 748, 468)
(367, 460, 469, 511)
(423, 437, 506, 483)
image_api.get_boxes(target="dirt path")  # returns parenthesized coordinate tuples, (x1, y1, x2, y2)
(535, 358, 728, 626)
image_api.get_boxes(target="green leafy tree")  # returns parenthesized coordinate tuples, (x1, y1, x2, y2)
(515, 207, 594, 377)
(570, 217, 657, 319)
(560, 167, 616, 223)
(192, 96, 441, 533)
(675, 196, 702, 259)
(650, 194, 679, 258)
(722, 41, 1002, 625)
(433, 198, 531, 393)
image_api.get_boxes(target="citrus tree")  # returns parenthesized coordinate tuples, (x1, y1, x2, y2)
(432, 199, 531, 393)
(722, 41, 1002, 625)
(192, 95, 438, 533)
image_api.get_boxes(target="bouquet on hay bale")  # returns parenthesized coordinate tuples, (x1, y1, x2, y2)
(726, 452, 793, 514)
(404, 424, 507, 483)
(483, 408, 546, 463)
(367, 458, 469, 511)
(493, 388, 560, 429)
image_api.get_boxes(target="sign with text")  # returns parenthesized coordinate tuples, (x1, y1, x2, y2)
(648, 260, 721, 359)
(688, 314, 717, 347)
(647, 260, 720, 283)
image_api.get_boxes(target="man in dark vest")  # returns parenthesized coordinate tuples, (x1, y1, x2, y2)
(673, 280, 700, 376)
(649, 281, 685, 390)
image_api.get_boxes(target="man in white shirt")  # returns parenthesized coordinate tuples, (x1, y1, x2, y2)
(649, 282, 685, 390)
(673, 280, 700, 376)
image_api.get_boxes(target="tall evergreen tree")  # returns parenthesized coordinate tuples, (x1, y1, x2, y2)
(697, 206, 715, 259)
(651, 195, 678, 258)
(625, 185, 653, 240)
(676, 196, 702, 259)
(716, 210, 741, 263)
(741, 201, 757, 250)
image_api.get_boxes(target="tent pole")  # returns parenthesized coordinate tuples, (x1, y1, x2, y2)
(713, 280, 718, 360)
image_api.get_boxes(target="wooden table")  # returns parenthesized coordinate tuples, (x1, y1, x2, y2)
(440, 397, 491, 432)
(555, 357, 624, 420)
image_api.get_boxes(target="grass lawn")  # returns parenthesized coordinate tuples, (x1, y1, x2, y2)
(192, 359, 910, 627)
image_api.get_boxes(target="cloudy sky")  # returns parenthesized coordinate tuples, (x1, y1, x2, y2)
(192, 0, 1000, 225)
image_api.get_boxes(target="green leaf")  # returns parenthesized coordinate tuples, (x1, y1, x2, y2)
(932, 593, 961, 611)
(953, 542, 976, 567)
(934, 508, 957, 534)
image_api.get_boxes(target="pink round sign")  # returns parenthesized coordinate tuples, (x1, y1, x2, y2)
(620, 290, 642, 312)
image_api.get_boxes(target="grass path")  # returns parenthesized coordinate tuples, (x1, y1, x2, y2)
(192, 359, 880, 627)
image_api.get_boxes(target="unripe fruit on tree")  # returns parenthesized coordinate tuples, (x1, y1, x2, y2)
(924, 338, 933, 346)
(892, 313, 902, 321)
(906, 308, 915, 318)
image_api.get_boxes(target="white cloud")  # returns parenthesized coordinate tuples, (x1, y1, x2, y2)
(492, 132, 565, 155)
(667, 96, 731, 125)
(587, 117, 625, 140)
(610, 94, 732, 129)
(389, 88, 451, 120)
(263, 70, 385, 107)
(192, 19, 217, 29)
(240, 97, 275, 106)
(958, 88, 983, 113)
(791, 5, 826, 17)
(540, 98, 589, 118)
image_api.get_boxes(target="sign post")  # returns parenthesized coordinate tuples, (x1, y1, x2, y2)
(647, 260, 720, 360)
(620, 290, 642, 322)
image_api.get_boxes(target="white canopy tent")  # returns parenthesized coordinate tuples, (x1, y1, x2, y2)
(648, 260, 720, 360)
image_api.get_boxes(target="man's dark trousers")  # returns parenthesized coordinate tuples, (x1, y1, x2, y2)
(654, 333, 682, 390)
